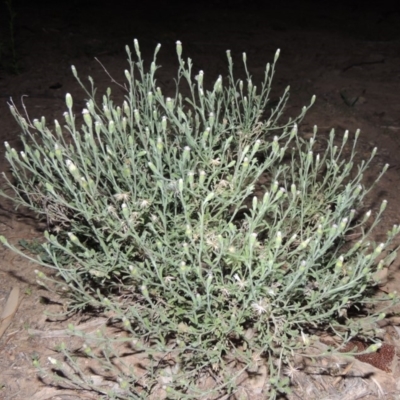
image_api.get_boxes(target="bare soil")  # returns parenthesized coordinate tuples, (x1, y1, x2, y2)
(1, 1, 400, 399)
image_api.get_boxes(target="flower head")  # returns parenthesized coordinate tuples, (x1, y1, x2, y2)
(114, 192, 130, 202)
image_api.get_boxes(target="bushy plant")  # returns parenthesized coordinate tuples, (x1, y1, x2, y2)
(1, 40, 399, 399)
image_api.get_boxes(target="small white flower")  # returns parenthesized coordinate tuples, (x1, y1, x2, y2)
(214, 179, 231, 193)
(301, 330, 310, 346)
(206, 233, 219, 250)
(167, 181, 179, 194)
(48, 357, 58, 365)
(114, 192, 130, 202)
(234, 274, 247, 289)
(139, 199, 150, 209)
(210, 158, 221, 166)
(221, 288, 230, 297)
(283, 363, 301, 381)
(129, 212, 140, 222)
(251, 302, 268, 315)
(107, 205, 118, 217)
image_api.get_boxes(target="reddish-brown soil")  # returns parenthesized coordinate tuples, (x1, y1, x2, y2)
(1, 1, 400, 399)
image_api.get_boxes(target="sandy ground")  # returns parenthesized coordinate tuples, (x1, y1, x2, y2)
(1, 1, 400, 399)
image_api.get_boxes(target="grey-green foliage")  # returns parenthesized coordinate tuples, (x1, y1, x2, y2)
(1, 40, 399, 399)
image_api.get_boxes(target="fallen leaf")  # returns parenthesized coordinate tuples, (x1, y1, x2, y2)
(0, 286, 20, 339)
